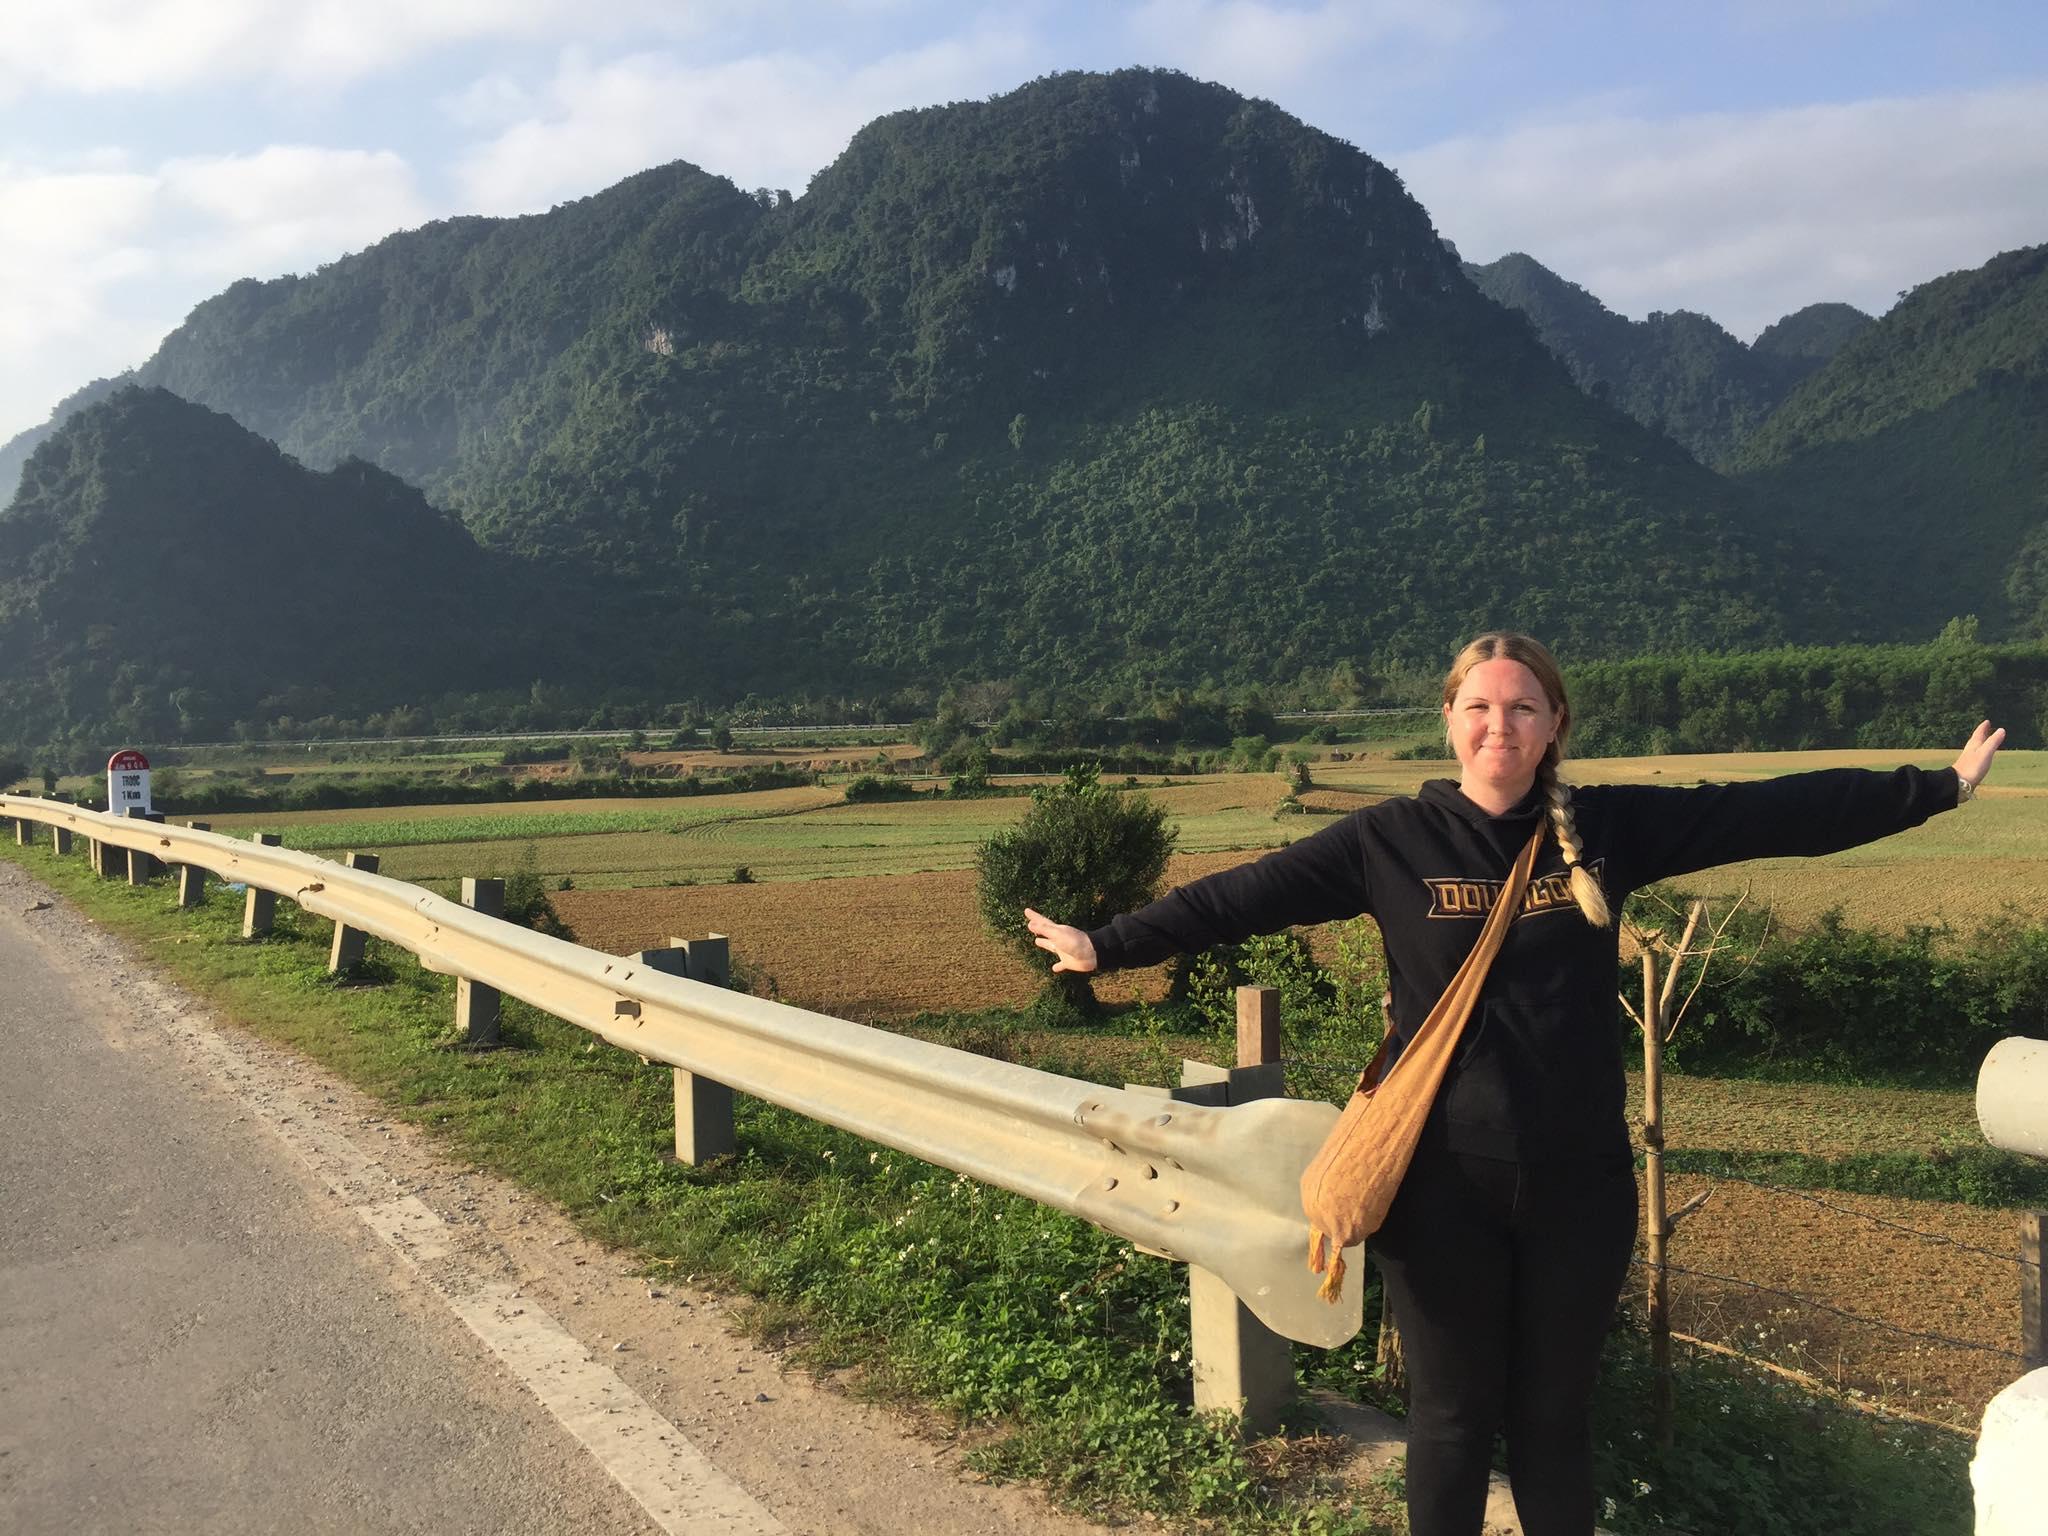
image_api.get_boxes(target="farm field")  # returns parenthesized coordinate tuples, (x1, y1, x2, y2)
(192, 747, 2047, 928)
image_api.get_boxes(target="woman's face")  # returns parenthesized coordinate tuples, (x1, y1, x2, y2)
(1444, 657, 1561, 801)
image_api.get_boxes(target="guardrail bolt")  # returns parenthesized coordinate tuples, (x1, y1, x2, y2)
(177, 823, 211, 909)
(456, 878, 505, 1044)
(635, 934, 738, 1164)
(242, 833, 283, 936)
(327, 852, 379, 972)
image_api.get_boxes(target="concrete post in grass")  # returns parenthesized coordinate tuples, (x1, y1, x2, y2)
(1184, 985, 1294, 1435)
(48, 795, 73, 857)
(242, 833, 282, 936)
(456, 878, 504, 1044)
(327, 852, 379, 972)
(125, 808, 165, 884)
(633, 934, 737, 1164)
(13, 815, 30, 847)
(177, 823, 211, 908)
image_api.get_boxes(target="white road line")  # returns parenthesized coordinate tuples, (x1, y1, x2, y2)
(167, 1018, 788, 1536)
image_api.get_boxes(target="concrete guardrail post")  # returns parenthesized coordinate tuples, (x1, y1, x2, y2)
(241, 833, 282, 936)
(327, 852, 379, 972)
(50, 798, 72, 856)
(124, 808, 166, 884)
(1177, 985, 1295, 1434)
(456, 878, 505, 1044)
(13, 814, 30, 847)
(177, 823, 211, 908)
(633, 935, 737, 1164)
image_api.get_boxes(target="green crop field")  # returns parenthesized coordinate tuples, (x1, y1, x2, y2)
(182, 748, 2048, 932)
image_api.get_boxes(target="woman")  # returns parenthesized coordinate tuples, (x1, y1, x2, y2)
(1025, 632, 2005, 1536)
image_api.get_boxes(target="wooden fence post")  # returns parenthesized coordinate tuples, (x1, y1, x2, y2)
(1641, 949, 1676, 1452)
(177, 822, 211, 909)
(456, 878, 504, 1044)
(634, 934, 738, 1164)
(1187, 984, 1294, 1434)
(327, 852, 379, 972)
(242, 833, 282, 936)
(2024, 1212, 2045, 1372)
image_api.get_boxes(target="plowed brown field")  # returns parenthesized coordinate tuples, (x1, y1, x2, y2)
(554, 850, 1264, 1019)
(1649, 1176, 2022, 1425)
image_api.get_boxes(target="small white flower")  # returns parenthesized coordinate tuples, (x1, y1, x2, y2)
(1169, 1350, 1182, 1363)
(868, 1151, 878, 1163)
(1603, 1498, 1618, 1520)
(1633, 1479, 1652, 1498)
(1720, 1403, 1731, 1414)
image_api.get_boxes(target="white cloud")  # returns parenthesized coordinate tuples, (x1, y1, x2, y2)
(454, 30, 1037, 215)
(1122, 0, 1497, 104)
(439, 72, 538, 132)
(0, 0, 727, 97)
(0, 146, 427, 443)
(159, 146, 427, 274)
(1397, 83, 2048, 337)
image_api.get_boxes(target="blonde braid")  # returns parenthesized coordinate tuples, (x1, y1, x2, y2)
(1541, 760, 1610, 928)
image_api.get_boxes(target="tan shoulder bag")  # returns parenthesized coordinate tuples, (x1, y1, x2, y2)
(1302, 823, 1546, 1302)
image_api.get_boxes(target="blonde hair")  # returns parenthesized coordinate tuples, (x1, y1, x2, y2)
(1441, 632, 1610, 928)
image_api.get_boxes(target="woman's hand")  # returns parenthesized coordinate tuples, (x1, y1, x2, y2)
(1954, 720, 2007, 790)
(1024, 907, 1097, 974)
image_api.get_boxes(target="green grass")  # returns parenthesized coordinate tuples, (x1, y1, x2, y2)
(0, 830, 1978, 1535)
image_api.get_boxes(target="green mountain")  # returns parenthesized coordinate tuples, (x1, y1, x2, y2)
(0, 375, 129, 506)
(1752, 303, 1874, 365)
(1464, 253, 1870, 466)
(1, 69, 1863, 744)
(0, 387, 595, 747)
(1732, 243, 2048, 640)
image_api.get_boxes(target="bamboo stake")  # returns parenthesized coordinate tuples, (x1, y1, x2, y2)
(1642, 946, 1674, 1452)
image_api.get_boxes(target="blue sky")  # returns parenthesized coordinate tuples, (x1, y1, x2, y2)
(3, 0, 2044, 443)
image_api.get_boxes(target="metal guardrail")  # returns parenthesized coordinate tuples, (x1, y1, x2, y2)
(1, 794, 1360, 1349)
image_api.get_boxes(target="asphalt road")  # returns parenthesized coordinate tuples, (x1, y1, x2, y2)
(0, 888, 664, 1535)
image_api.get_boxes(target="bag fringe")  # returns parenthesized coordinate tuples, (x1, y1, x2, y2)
(1307, 1227, 1346, 1302)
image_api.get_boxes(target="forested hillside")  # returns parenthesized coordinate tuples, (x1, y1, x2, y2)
(1732, 243, 2048, 640)
(0, 68, 1852, 747)
(0, 388, 603, 748)
(1463, 252, 1870, 467)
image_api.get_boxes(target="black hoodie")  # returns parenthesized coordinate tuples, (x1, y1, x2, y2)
(1088, 766, 1962, 1160)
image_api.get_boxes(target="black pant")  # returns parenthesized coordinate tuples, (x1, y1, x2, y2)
(1370, 1138, 1638, 1536)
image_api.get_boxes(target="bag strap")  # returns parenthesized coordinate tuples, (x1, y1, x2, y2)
(1306, 821, 1550, 1300)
